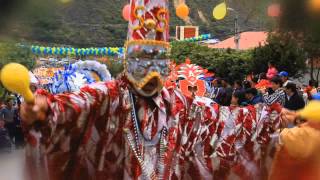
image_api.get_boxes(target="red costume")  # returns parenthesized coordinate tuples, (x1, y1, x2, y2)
(24, 82, 282, 179)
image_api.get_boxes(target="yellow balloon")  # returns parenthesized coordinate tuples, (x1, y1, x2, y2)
(298, 101, 320, 122)
(0, 63, 34, 103)
(59, 0, 72, 4)
(213, 2, 227, 20)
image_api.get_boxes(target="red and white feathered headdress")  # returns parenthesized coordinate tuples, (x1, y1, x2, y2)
(176, 59, 206, 97)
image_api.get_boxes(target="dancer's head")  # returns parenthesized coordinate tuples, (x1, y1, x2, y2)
(124, 0, 170, 97)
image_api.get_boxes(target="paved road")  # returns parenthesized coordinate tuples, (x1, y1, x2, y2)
(0, 149, 25, 180)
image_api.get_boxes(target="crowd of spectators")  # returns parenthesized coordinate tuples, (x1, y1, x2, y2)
(207, 63, 317, 121)
(0, 97, 24, 153)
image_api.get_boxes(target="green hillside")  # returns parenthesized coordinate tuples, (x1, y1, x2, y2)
(1, 0, 271, 47)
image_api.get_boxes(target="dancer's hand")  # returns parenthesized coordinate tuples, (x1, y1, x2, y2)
(280, 108, 298, 126)
(20, 95, 48, 125)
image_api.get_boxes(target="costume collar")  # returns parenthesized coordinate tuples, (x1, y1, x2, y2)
(152, 88, 168, 113)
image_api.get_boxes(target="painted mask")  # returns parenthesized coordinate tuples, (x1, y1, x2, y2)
(125, 0, 170, 97)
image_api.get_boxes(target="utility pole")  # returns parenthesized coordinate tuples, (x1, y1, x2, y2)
(234, 14, 240, 50)
(228, 8, 240, 50)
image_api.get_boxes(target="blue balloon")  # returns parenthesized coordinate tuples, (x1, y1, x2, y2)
(43, 49, 47, 55)
(31, 46, 36, 53)
(54, 48, 58, 55)
(103, 48, 107, 55)
(36, 47, 41, 54)
(119, 47, 124, 54)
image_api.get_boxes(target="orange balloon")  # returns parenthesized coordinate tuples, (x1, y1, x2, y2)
(308, 0, 320, 12)
(176, 3, 190, 19)
(268, 4, 281, 17)
(122, 4, 131, 21)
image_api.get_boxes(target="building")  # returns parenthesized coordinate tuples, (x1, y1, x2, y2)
(208, 31, 268, 50)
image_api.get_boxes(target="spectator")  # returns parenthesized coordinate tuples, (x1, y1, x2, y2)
(231, 91, 247, 107)
(209, 78, 223, 103)
(262, 77, 286, 105)
(220, 78, 233, 106)
(251, 76, 259, 88)
(245, 88, 264, 105)
(278, 71, 292, 87)
(0, 100, 15, 143)
(284, 83, 305, 111)
(0, 120, 11, 153)
(13, 98, 24, 148)
(266, 62, 278, 80)
(233, 80, 244, 93)
(305, 79, 318, 100)
(203, 68, 216, 94)
(242, 80, 252, 89)
(258, 73, 267, 82)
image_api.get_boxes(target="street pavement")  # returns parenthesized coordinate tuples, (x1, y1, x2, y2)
(0, 149, 25, 180)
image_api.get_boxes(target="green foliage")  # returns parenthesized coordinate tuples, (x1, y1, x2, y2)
(171, 39, 306, 81)
(106, 59, 124, 78)
(251, 35, 307, 77)
(0, 42, 35, 69)
(279, 0, 320, 55)
(170, 41, 252, 81)
(278, 0, 320, 81)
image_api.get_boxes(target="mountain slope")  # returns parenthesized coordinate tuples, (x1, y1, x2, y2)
(3, 0, 271, 47)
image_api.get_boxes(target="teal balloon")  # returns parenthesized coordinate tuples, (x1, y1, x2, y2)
(40, 47, 45, 54)
(53, 47, 57, 54)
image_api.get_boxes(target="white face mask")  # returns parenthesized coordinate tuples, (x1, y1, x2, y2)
(125, 43, 170, 97)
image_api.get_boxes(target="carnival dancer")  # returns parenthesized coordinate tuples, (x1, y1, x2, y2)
(270, 94, 320, 180)
(20, 0, 281, 179)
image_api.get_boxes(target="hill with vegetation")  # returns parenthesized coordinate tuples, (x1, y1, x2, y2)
(1, 0, 271, 47)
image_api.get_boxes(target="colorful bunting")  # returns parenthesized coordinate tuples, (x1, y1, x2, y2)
(30, 34, 212, 57)
(31, 46, 125, 57)
(179, 34, 211, 42)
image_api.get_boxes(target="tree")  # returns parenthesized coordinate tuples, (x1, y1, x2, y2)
(171, 40, 307, 81)
(251, 35, 307, 77)
(170, 41, 252, 82)
(278, 0, 320, 81)
(0, 42, 35, 69)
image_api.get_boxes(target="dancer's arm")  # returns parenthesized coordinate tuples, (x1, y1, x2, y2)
(20, 81, 116, 126)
